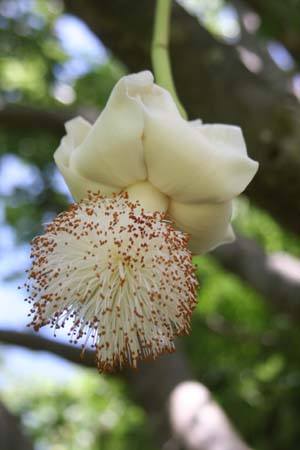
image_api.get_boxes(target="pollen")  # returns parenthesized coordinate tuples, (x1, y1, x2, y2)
(24, 191, 199, 372)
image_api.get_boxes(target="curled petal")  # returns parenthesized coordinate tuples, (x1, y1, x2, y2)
(54, 156, 119, 201)
(168, 200, 235, 254)
(198, 124, 248, 156)
(54, 117, 118, 201)
(69, 72, 154, 187)
(139, 82, 181, 119)
(54, 116, 91, 167)
(144, 115, 258, 203)
(64, 116, 92, 147)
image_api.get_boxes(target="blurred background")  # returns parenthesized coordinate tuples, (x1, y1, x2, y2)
(0, 0, 300, 449)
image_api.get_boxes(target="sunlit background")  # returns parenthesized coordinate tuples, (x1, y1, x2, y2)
(1, 0, 300, 449)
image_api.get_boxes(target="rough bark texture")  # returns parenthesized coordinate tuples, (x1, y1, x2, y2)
(0, 330, 251, 450)
(63, 0, 300, 235)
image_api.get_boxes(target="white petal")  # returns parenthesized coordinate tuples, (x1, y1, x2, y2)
(140, 83, 181, 119)
(144, 115, 258, 203)
(54, 116, 91, 166)
(54, 144, 120, 202)
(168, 200, 235, 254)
(54, 116, 117, 201)
(69, 72, 154, 187)
(65, 116, 92, 147)
(199, 124, 247, 155)
(126, 181, 169, 213)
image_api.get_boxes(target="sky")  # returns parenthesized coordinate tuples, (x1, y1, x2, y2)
(54, 14, 107, 82)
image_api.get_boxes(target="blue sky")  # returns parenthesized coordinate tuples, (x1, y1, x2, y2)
(54, 14, 107, 82)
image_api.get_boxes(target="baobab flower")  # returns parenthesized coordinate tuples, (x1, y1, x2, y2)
(25, 71, 258, 372)
(55, 71, 258, 254)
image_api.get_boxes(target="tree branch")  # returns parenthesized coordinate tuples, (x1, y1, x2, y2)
(0, 329, 252, 450)
(0, 328, 96, 367)
(0, 104, 69, 135)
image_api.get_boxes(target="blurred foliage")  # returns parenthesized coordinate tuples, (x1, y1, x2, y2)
(0, 0, 65, 105)
(189, 255, 300, 450)
(235, 0, 300, 41)
(0, 1, 300, 450)
(2, 371, 155, 450)
(233, 197, 300, 256)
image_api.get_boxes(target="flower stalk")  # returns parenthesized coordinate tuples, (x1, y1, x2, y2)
(151, 0, 187, 119)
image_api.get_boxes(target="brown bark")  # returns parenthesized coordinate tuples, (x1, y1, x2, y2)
(0, 402, 34, 450)
(0, 104, 90, 135)
(62, 0, 300, 235)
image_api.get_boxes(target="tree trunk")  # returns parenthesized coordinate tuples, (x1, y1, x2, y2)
(0, 402, 34, 450)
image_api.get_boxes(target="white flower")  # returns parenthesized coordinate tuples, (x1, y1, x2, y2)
(55, 70, 258, 254)
(25, 71, 258, 372)
(25, 192, 198, 372)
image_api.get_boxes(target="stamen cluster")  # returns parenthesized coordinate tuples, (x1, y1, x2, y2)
(25, 192, 198, 372)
